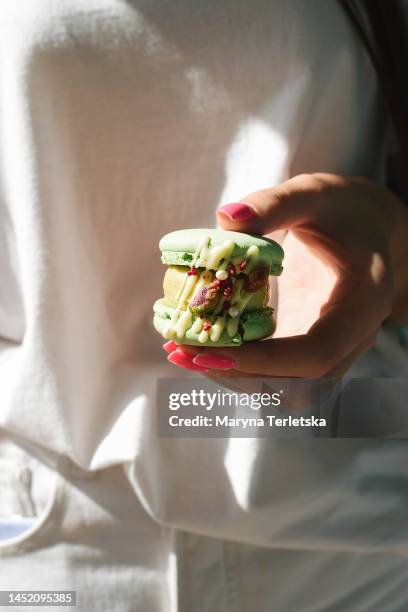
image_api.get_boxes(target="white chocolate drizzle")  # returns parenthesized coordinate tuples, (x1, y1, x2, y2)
(163, 236, 263, 342)
(226, 316, 239, 338)
(215, 269, 228, 280)
(175, 310, 192, 339)
(191, 317, 204, 334)
(198, 329, 209, 343)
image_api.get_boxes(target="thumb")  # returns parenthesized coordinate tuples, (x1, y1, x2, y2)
(216, 174, 322, 234)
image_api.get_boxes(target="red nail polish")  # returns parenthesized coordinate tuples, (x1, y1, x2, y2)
(167, 349, 209, 372)
(217, 202, 256, 222)
(192, 353, 238, 370)
(163, 340, 179, 354)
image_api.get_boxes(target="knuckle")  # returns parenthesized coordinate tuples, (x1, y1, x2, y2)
(310, 172, 334, 189)
(271, 187, 288, 208)
(310, 172, 330, 182)
(294, 172, 312, 183)
(298, 173, 323, 191)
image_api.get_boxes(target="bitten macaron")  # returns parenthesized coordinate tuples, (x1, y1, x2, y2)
(153, 228, 284, 347)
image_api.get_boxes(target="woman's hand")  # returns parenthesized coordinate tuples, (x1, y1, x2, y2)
(167, 173, 408, 378)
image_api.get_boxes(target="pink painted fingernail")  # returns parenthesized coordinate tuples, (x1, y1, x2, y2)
(192, 353, 238, 370)
(163, 340, 179, 353)
(217, 202, 257, 222)
(167, 349, 209, 372)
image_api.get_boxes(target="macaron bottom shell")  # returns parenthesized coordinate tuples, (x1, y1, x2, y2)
(153, 299, 275, 347)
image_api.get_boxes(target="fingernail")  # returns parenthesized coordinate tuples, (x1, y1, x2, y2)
(217, 202, 256, 222)
(167, 349, 209, 372)
(192, 353, 238, 370)
(163, 340, 179, 353)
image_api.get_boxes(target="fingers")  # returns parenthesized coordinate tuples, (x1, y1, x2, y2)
(174, 325, 378, 380)
(179, 336, 333, 378)
(166, 286, 381, 379)
(177, 279, 385, 378)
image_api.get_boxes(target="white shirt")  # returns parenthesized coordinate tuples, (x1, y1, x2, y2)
(1, 2, 408, 610)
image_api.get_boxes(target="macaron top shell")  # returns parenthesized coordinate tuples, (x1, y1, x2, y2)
(159, 228, 284, 274)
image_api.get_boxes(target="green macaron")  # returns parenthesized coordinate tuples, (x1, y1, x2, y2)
(154, 228, 284, 347)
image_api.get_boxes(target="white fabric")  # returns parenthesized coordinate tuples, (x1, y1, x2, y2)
(1, 441, 408, 612)
(1, 1, 408, 610)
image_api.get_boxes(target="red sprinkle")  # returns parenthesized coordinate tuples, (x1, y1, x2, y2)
(203, 322, 212, 331)
(239, 259, 248, 271)
(213, 279, 222, 288)
(187, 267, 198, 276)
(223, 287, 233, 298)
